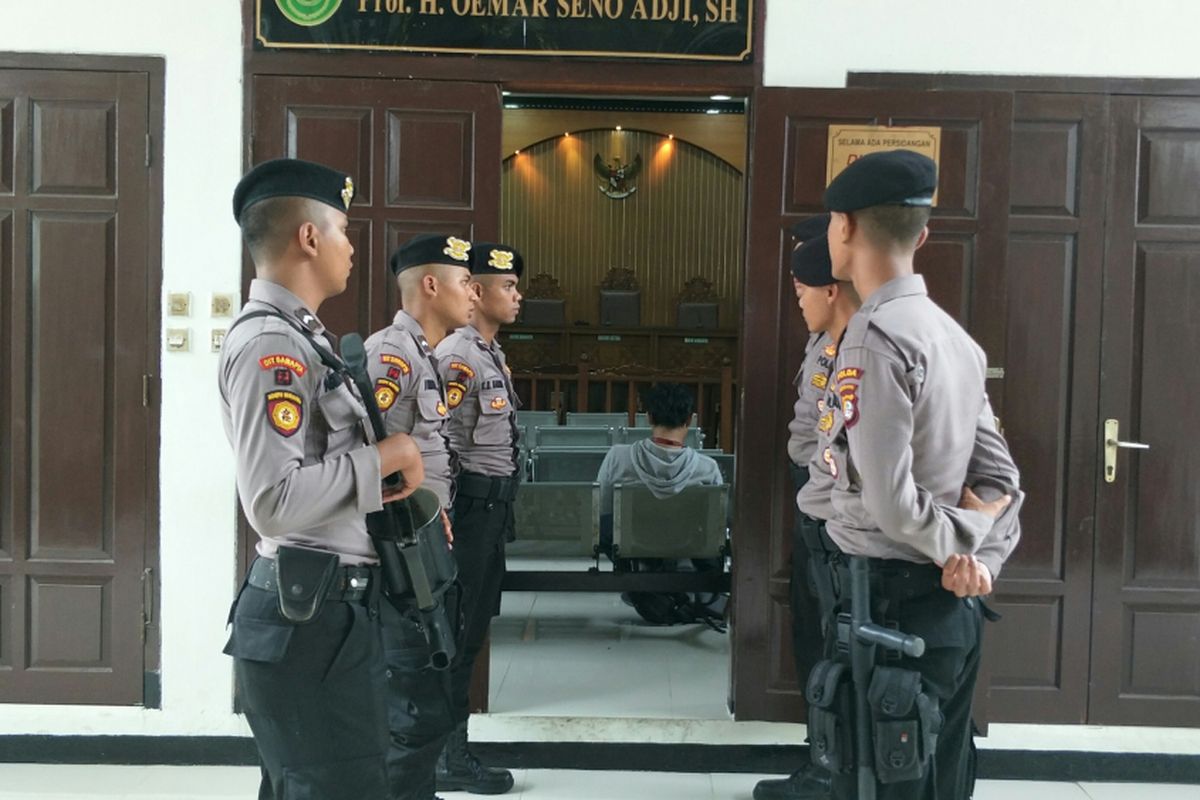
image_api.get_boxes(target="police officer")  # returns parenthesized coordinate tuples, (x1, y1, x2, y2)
(755, 233, 861, 800)
(433, 242, 524, 795)
(814, 150, 1023, 800)
(365, 233, 478, 800)
(220, 158, 426, 799)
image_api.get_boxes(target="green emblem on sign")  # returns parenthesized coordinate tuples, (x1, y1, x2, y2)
(275, 0, 341, 27)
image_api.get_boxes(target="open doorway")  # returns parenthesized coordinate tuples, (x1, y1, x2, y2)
(490, 94, 748, 720)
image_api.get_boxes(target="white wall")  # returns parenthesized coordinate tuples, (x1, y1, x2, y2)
(764, 0, 1200, 87)
(0, 2, 247, 735)
(1, 0, 1199, 740)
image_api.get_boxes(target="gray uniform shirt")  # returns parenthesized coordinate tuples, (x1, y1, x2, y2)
(787, 332, 837, 466)
(364, 310, 455, 507)
(812, 275, 1023, 579)
(218, 279, 383, 565)
(436, 324, 521, 478)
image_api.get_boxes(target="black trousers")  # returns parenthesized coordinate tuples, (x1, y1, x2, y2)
(225, 582, 390, 800)
(788, 462, 827, 678)
(380, 595, 459, 800)
(448, 491, 513, 724)
(829, 588, 984, 800)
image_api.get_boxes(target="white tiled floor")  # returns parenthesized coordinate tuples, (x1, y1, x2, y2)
(489, 560, 731, 719)
(0, 765, 1193, 799)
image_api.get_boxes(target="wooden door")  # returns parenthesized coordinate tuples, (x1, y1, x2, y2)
(981, 93, 1110, 723)
(735, 88, 1012, 721)
(1089, 95, 1200, 726)
(250, 76, 502, 339)
(0, 68, 156, 704)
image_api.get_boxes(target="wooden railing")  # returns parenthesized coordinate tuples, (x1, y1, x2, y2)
(512, 362, 736, 453)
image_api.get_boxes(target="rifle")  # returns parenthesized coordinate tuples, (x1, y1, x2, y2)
(842, 556, 926, 800)
(340, 333, 458, 670)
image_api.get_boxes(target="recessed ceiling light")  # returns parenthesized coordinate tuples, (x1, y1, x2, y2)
(706, 109, 720, 115)
(710, 94, 732, 101)
(616, 125, 622, 131)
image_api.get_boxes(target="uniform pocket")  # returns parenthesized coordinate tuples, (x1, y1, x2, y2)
(473, 390, 511, 446)
(223, 616, 294, 663)
(317, 381, 366, 432)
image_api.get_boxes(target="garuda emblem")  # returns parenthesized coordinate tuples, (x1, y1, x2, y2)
(594, 154, 643, 200)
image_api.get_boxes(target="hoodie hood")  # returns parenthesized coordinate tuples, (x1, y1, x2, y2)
(629, 439, 705, 498)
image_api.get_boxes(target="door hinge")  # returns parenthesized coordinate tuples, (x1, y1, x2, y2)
(141, 567, 154, 628)
(143, 374, 152, 407)
(145, 134, 153, 168)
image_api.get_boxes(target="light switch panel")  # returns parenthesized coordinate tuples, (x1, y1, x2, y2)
(166, 328, 190, 352)
(168, 292, 191, 317)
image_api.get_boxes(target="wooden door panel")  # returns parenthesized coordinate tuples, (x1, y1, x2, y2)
(386, 110, 477, 208)
(982, 93, 1107, 724)
(1091, 96, 1200, 726)
(737, 88, 1011, 722)
(0, 98, 12, 194)
(0, 68, 154, 705)
(286, 106, 376, 205)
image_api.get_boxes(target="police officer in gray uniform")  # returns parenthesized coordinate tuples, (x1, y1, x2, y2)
(433, 242, 524, 795)
(220, 158, 426, 799)
(756, 233, 861, 800)
(811, 150, 1023, 800)
(365, 233, 478, 800)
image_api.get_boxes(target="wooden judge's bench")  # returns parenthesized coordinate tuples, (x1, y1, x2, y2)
(499, 324, 738, 453)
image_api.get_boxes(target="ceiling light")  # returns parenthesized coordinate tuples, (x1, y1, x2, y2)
(706, 109, 720, 115)
(710, 94, 732, 101)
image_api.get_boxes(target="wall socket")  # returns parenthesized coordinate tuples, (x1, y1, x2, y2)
(211, 328, 227, 352)
(167, 292, 191, 317)
(166, 328, 190, 352)
(212, 293, 235, 318)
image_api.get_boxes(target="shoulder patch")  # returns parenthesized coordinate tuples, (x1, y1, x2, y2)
(381, 354, 411, 375)
(265, 390, 303, 437)
(836, 367, 864, 429)
(374, 378, 400, 411)
(446, 381, 467, 409)
(450, 360, 476, 379)
(259, 354, 307, 378)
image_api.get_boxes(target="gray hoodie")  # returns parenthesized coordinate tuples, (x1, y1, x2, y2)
(597, 439, 724, 515)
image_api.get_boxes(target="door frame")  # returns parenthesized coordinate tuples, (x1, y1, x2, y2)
(0, 51, 164, 705)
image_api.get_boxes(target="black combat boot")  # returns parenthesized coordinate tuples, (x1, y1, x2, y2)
(752, 765, 832, 800)
(435, 722, 515, 795)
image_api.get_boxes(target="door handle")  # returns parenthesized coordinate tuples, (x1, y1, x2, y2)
(1104, 418, 1150, 484)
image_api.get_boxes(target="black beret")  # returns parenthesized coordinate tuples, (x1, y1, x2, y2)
(389, 234, 473, 275)
(232, 158, 355, 222)
(788, 213, 830, 242)
(790, 234, 835, 287)
(824, 150, 937, 213)
(469, 242, 524, 279)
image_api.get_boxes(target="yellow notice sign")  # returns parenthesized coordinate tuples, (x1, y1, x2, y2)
(826, 125, 942, 205)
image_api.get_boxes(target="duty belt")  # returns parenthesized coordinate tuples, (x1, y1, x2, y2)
(455, 470, 519, 504)
(247, 556, 376, 603)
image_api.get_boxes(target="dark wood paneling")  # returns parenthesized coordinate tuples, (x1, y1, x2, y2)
(0, 67, 156, 705)
(0, 98, 12, 195)
(30, 212, 115, 560)
(30, 100, 116, 196)
(501, 128, 744, 327)
(1091, 96, 1200, 726)
(849, 72, 1200, 98)
(737, 87, 1011, 722)
(986, 93, 1107, 724)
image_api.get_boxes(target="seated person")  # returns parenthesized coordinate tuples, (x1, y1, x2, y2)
(596, 383, 726, 629)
